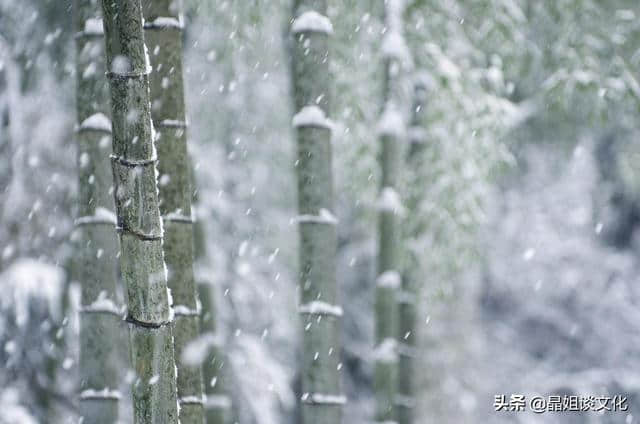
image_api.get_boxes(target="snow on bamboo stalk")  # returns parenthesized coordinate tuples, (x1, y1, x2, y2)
(74, 1, 123, 422)
(99, 0, 179, 422)
(375, 0, 411, 422)
(397, 75, 430, 424)
(291, 3, 344, 424)
(141, 1, 205, 423)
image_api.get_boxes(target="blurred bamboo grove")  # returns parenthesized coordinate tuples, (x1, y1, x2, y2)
(1, 0, 640, 423)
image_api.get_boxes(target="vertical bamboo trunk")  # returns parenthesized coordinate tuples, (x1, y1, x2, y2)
(291, 2, 344, 424)
(375, 0, 409, 422)
(0, 67, 10, 200)
(141, 2, 205, 423)
(74, 1, 122, 422)
(100, 1, 179, 422)
(198, 282, 231, 424)
(191, 192, 231, 423)
(397, 77, 428, 424)
(374, 123, 401, 423)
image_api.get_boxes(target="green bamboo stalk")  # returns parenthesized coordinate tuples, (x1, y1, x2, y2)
(374, 0, 410, 422)
(198, 282, 231, 424)
(291, 2, 344, 424)
(99, 0, 179, 422)
(397, 76, 429, 424)
(141, 1, 205, 422)
(73, 1, 122, 422)
(190, 183, 231, 424)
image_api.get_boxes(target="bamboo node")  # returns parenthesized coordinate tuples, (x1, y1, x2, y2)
(110, 154, 158, 168)
(125, 314, 171, 329)
(116, 225, 162, 241)
(300, 393, 346, 405)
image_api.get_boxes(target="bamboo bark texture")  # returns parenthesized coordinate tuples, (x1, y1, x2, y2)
(100, 0, 179, 422)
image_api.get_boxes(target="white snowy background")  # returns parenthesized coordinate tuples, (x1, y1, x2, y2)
(2, 0, 640, 423)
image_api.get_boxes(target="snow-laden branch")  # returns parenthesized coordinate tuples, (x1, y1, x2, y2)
(291, 11, 334, 35)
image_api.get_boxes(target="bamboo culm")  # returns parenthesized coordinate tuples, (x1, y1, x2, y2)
(291, 1, 344, 423)
(198, 281, 231, 423)
(141, 1, 205, 422)
(74, 0, 123, 422)
(374, 0, 411, 422)
(397, 77, 429, 424)
(100, 0, 179, 422)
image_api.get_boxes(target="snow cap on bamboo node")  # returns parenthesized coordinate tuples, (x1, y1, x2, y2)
(80, 388, 122, 400)
(144, 16, 184, 30)
(205, 394, 232, 409)
(291, 11, 334, 35)
(376, 187, 406, 216)
(300, 393, 347, 405)
(80, 291, 125, 316)
(299, 301, 343, 317)
(78, 113, 112, 133)
(293, 105, 333, 130)
(376, 270, 401, 289)
(381, 31, 411, 66)
(75, 207, 117, 226)
(377, 105, 406, 138)
(292, 208, 338, 225)
(373, 338, 399, 363)
(181, 333, 222, 366)
(83, 18, 104, 36)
